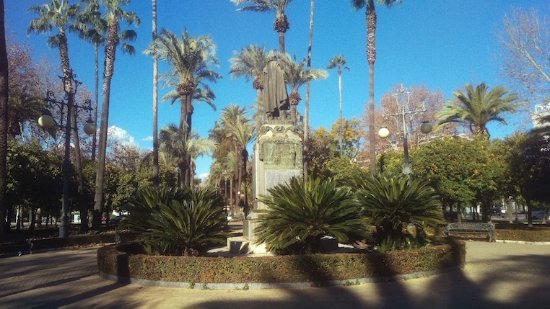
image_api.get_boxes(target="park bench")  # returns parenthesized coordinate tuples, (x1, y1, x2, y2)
(445, 222, 495, 242)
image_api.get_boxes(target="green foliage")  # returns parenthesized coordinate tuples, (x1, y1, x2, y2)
(7, 140, 62, 218)
(256, 177, 366, 255)
(329, 118, 362, 158)
(120, 186, 226, 256)
(506, 132, 550, 204)
(413, 136, 508, 219)
(324, 157, 368, 188)
(354, 174, 444, 250)
(437, 83, 522, 137)
(304, 127, 337, 179)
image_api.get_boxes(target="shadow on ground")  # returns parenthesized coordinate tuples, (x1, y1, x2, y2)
(1, 242, 549, 308)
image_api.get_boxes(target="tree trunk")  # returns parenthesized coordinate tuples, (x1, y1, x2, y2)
(241, 148, 249, 217)
(526, 199, 533, 228)
(58, 32, 74, 239)
(0, 0, 8, 239)
(236, 143, 241, 214)
(304, 0, 315, 180)
(366, 0, 377, 173)
(91, 43, 99, 161)
(229, 176, 234, 216)
(28, 206, 36, 232)
(71, 106, 88, 233)
(152, 0, 159, 187)
(278, 31, 285, 54)
(338, 69, 343, 155)
(93, 22, 118, 231)
(186, 101, 193, 187)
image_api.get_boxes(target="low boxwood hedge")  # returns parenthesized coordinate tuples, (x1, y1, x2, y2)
(496, 228, 550, 242)
(0, 232, 134, 257)
(97, 240, 465, 286)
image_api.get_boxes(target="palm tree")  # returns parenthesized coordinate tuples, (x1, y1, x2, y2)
(28, 0, 80, 238)
(229, 45, 273, 133)
(151, 0, 159, 186)
(77, 0, 104, 162)
(327, 55, 350, 155)
(186, 133, 215, 187)
(145, 29, 220, 187)
(221, 104, 255, 216)
(160, 86, 216, 185)
(437, 83, 521, 138)
(279, 54, 327, 126)
(159, 124, 188, 188)
(145, 29, 220, 136)
(352, 0, 400, 173)
(87, 0, 140, 231)
(159, 124, 214, 188)
(231, 0, 293, 53)
(303, 0, 315, 180)
(0, 0, 8, 238)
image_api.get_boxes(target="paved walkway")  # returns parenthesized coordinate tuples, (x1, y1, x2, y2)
(1, 242, 549, 308)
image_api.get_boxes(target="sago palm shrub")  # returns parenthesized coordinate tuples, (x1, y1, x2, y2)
(255, 177, 366, 255)
(354, 174, 444, 251)
(120, 186, 226, 256)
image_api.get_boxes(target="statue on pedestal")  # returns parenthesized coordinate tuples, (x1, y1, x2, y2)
(263, 60, 289, 121)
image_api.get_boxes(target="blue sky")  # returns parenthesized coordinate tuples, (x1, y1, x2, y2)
(5, 0, 547, 177)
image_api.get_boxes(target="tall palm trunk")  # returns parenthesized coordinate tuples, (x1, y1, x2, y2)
(152, 0, 159, 186)
(0, 0, 8, 238)
(91, 42, 99, 161)
(274, 14, 289, 53)
(366, 0, 377, 173)
(304, 0, 315, 179)
(71, 107, 87, 233)
(185, 94, 193, 187)
(58, 31, 74, 238)
(235, 143, 241, 211)
(177, 91, 190, 188)
(93, 21, 118, 231)
(338, 67, 343, 155)
(241, 148, 249, 217)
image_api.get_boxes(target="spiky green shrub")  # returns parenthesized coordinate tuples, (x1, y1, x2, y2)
(354, 174, 444, 251)
(255, 177, 367, 255)
(120, 186, 226, 256)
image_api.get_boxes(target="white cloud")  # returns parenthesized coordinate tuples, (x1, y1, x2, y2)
(141, 136, 153, 142)
(107, 125, 138, 148)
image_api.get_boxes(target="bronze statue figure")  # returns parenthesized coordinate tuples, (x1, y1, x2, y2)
(263, 59, 289, 120)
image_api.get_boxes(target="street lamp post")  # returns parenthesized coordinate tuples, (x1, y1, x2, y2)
(381, 84, 432, 175)
(37, 73, 95, 238)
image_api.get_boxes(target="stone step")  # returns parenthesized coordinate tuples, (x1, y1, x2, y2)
(227, 236, 250, 254)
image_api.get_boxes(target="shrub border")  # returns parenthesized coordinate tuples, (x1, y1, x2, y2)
(97, 240, 465, 289)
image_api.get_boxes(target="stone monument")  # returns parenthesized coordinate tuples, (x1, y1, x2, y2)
(242, 59, 303, 247)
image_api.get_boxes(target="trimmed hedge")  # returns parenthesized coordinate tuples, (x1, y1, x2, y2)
(0, 232, 133, 257)
(97, 240, 465, 285)
(496, 228, 550, 242)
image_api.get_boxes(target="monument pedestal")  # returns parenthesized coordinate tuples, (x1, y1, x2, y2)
(243, 123, 303, 249)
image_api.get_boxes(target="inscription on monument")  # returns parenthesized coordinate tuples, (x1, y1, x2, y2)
(265, 170, 302, 191)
